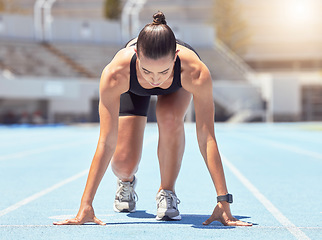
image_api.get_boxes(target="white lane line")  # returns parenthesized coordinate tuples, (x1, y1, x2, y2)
(0, 225, 321, 229)
(0, 169, 88, 218)
(0, 225, 55, 227)
(0, 132, 158, 218)
(0, 128, 156, 163)
(222, 155, 311, 240)
(0, 140, 92, 162)
(234, 134, 322, 161)
(48, 214, 116, 220)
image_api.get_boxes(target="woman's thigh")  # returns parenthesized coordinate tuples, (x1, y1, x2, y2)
(114, 115, 147, 160)
(156, 88, 192, 123)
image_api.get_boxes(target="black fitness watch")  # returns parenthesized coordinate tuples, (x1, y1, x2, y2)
(217, 193, 233, 203)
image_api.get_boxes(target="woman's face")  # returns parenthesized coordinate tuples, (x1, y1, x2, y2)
(136, 50, 179, 87)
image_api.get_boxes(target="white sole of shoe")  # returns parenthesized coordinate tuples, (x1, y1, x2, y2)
(113, 204, 136, 213)
(155, 214, 181, 221)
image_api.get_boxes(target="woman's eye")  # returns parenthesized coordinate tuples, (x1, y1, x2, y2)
(161, 71, 168, 75)
(143, 71, 150, 74)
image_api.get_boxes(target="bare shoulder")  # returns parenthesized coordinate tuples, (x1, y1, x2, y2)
(178, 47, 212, 95)
(125, 37, 138, 47)
(100, 47, 134, 95)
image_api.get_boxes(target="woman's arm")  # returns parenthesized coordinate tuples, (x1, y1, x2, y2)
(80, 67, 122, 207)
(53, 51, 130, 225)
(192, 63, 228, 196)
(185, 60, 252, 226)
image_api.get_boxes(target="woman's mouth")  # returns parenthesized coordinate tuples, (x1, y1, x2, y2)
(150, 82, 161, 87)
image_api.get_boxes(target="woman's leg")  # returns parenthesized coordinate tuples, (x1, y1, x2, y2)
(111, 115, 147, 182)
(111, 115, 146, 212)
(156, 88, 192, 192)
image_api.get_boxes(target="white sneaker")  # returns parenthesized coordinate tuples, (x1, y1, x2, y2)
(113, 176, 138, 213)
(156, 189, 181, 220)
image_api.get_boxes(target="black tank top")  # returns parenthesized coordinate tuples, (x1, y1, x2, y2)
(128, 54, 182, 96)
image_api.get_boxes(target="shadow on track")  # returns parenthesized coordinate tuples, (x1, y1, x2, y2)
(106, 210, 255, 229)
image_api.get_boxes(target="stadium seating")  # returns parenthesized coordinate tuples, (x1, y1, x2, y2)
(302, 86, 322, 121)
(0, 39, 81, 77)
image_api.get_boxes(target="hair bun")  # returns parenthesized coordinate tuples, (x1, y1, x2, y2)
(152, 11, 167, 25)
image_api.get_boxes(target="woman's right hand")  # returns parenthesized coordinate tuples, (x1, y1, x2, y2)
(53, 205, 106, 225)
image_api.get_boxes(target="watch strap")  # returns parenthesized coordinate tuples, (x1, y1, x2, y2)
(217, 193, 233, 203)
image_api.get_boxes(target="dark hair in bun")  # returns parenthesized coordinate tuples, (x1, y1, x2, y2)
(152, 11, 167, 25)
(137, 11, 176, 60)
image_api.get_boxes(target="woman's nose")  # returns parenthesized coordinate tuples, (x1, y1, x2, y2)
(152, 76, 160, 82)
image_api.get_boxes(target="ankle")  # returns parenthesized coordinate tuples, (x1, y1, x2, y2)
(120, 175, 135, 183)
(158, 187, 175, 193)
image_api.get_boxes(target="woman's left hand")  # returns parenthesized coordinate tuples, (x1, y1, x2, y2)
(202, 201, 252, 226)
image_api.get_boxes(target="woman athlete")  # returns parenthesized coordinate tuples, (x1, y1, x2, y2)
(53, 12, 252, 226)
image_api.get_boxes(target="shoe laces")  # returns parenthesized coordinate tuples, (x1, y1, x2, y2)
(158, 190, 180, 209)
(116, 181, 138, 202)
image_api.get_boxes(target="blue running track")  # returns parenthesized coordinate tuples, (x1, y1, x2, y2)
(0, 123, 321, 239)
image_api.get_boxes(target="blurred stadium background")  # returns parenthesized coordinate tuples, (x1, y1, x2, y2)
(0, 0, 321, 124)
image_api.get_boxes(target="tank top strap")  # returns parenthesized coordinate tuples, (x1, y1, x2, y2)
(173, 56, 182, 88)
(129, 54, 138, 91)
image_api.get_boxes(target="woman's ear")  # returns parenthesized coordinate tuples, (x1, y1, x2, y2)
(174, 49, 180, 61)
(134, 48, 139, 58)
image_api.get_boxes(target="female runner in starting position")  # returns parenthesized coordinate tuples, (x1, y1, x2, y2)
(54, 11, 252, 226)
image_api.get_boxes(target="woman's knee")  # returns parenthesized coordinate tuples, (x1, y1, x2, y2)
(111, 150, 140, 178)
(157, 111, 184, 134)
